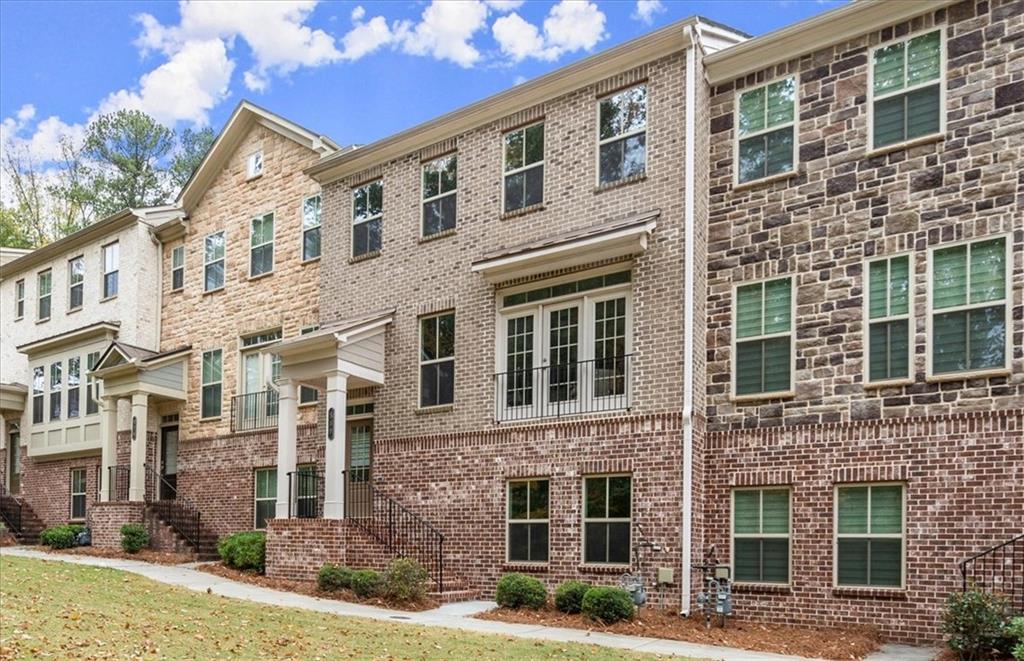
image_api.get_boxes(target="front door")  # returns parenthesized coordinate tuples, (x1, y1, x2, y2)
(160, 426, 178, 499)
(8, 430, 20, 494)
(346, 420, 372, 517)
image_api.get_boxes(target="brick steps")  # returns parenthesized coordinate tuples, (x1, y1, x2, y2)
(0, 494, 45, 545)
(143, 506, 220, 560)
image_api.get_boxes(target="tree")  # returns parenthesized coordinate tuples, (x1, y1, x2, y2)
(0, 206, 34, 249)
(169, 127, 215, 191)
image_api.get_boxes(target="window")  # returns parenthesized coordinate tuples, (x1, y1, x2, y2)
(254, 467, 276, 529)
(70, 468, 87, 520)
(302, 194, 322, 261)
(68, 256, 84, 310)
(736, 77, 796, 184)
(37, 269, 52, 320)
(419, 313, 455, 407)
(598, 85, 647, 185)
(422, 155, 457, 237)
(866, 254, 912, 383)
(32, 366, 44, 424)
(352, 180, 382, 257)
(584, 475, 631, 564)
(102, 242, 119, 298)
(930, 236, 1008, 376)
(733, 277, 793, 397)
(250, 213, 274, 277)
(732, 488, 790, 584)
(503, 123, 544, 213)
(871, 29, 943, 149)
(836, 484, 904, 587)
(247, 151, 263, 178)
(299, 325, 319, 404)
(67, 356, 81, 419)
(507, 479, 549, 563)
(49, 361, 62, 421)
(171, 246, 185, 291)
(15, 279, 25, 319)
(86, 352, 100, 415)
(201, 349, 223, 419)
(204, 232, 226, 292)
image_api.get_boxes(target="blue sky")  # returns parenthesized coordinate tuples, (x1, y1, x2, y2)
(1, 1, 840, 162)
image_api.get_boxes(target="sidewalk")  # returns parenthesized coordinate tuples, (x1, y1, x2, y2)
(0, 547, 934, 661)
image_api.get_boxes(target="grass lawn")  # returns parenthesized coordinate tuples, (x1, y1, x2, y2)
(0, 555, 656, 660)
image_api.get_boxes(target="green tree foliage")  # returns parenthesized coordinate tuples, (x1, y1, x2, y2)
(169, 127, 215, 190)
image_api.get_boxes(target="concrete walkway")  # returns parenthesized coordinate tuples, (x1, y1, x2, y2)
(1, 547, 935, 661)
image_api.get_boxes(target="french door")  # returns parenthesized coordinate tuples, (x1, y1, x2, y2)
(159, 426, 178, 500)
(346, 421, 373, 518)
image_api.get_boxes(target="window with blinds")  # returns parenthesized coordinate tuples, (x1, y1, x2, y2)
(736, 77, 796, 184)
(872, 30, 942, 149)
(930, 237, 1008, 376)
(866, 254, 912, 383)
(733, 277, 793, 397)
(733, 488, 790, 584)
(836, 484, 904, 587)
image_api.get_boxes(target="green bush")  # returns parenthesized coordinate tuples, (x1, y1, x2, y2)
(217, 531, 266, 573)
(350, 569, 383, 598)
(495, 573, 547, 610)
(382, 558, 429, 603)
(1008, 617, 1024, 661)
(554, 580, 590, 614)
(581, 586, 635, 624)
(120, 524, 149, 553)
(317, 563, 354, 592)
(942, 589, 1010, 661)
(39, 524, 84, 549)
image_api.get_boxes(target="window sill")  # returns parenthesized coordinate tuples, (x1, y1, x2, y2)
(502, 562, 549, 573)
(99, 295, 117, 303)
(247, 271, 274, 282)
(67, 307, 82, 315)
(199, 416, 222, 423)
(730, 390, 795, 404)
(246, 173, 263, 183)
(594, 172, 646, 194)
(419, 228, 456, 244)
(415, 404, 453, 415)
(866, 133, 944, 159)
(863, 377, 914, 390)
(578, 564, 630, 575)
(169, 288, 184, 294)
(733, 169, 799, 192)
(349, 250, 381, 265)
(300, 256, 321, 266)
(35, 318, 50, 325)
(926, 368, 1011, 383)
(832, 586, 907, 599)
(298, 400, 318, 408)
(501, 203, 545, 221)
(202, 287, 225, 297)
(14, 316, 23, 322)
(733, 582, 792, 595)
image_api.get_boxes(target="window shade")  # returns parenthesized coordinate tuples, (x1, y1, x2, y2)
(837, 486, 868, 534)
(738, 86, 765, 135)
(969, 239, 1005, 303)
(870, 485, 903, 534)
(932, 245, 967, 309)
(906, 31, 941, 85)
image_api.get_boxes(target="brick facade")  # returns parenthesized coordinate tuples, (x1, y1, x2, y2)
(89, 502, 144, 549)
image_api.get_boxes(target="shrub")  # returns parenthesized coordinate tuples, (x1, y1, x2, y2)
(350, 569, 383, 598)
(120, 524, 149, 553)
(581, 586, 635, 624)
(495, 573, 547, 610)
(318, 563, 354, 592)
(554, 580, 590, 614)
(382, 558, 429, 603)
(1008, 617, 1024, 661)
(942, 589, 1010, 661)
(40, 524, 84, 549)
(217, 531, 266, 573)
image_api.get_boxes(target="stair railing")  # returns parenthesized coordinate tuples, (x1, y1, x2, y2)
(961, 533, 1024, 614)
(144, 464, 202, 551)
(0, 481, 23, 535)
(107, 465, 130, 502)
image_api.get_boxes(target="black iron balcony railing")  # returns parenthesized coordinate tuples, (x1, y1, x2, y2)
(144, 464, 202, 550)
(287, 468, 323, 519)
(0, 481, 23, 535)
(108, 465, 130, 502)
(493, 354, 633, 422)
(231, 389, 279, 433)
(961, 533, 1024, 614)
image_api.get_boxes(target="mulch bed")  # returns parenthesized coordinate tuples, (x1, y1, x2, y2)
(477, 606, 884, 660)
(42, 545, 196, 565)
(0, 533, 18, 547)
(197, 563, 438, 612)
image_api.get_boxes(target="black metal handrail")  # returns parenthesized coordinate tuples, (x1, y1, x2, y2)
(287, 468, 323, 519)
(961, 533, 1024, 614)
(144, 464, 202, 550)
(0, 481, 23, 535)
(108, 465, 130, 502)
(344, 473, 445, 592)
(493, 354, 633, 422)
(230, 389, 279, 433)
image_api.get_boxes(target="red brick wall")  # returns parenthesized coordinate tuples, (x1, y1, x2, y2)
(265, 518, 345, 581)
(89, 502, 144, 549)
(19, 452, 102, 528)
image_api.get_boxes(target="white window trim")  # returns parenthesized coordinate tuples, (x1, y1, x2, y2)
(581, 473, 632, 567)
(925, 233, 1011, 381)
(101, 241, 119, 300)
(246, 151, 264, 180)
(67, 255, 84, 311)
(37, 269, 52, 321)
(595, 85, 648, 187)
(730, 486, 792, 586)
(171, 245, 185, 292)
(506, 478, 550, 565)
(200, 348, 223, 420)
(253, 466, 276, 530)
(863, 251, 916, 388)
(420, 155, 457, 238)
(238, 328, 283, 396)
(15, 278, 25, 320)
(70, 467, 87, 520)
(352, 180, 383, 258)
(31, 365, 45, 425)
(249, 212, 275, 278)
(833, 481, 907, 590)
(203, 231, 226, 293)
(731, 74, 800, 188)
(867, 27, 947, 153)
(418, 311, 455, 409)
(502, 121, 545, 214)
(301, 193, 322, 263)
(729, 274, 797, 401)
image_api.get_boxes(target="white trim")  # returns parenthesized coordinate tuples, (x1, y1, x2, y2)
(501, 121, 545, 215)
(69, 466, 88, 521)
(351, 179, 383, 259)
(680, 34, 696, 616)
(253, 466, 276, 530)
(300, 193, 322, 263)
(581, 473, 632, 567)
(730, 486, 792, 587)
(67, 255, 84, 312)
(101, 240, 119, 300)
(14, 278, 25, 321)
(594, 84, 648, 187)
(203, 230, 226, 293)
(832, 481, 907, 589)
(246, 151, 264, 180)
(420, 154, 458, 238)
(37, 268, 52, 322)
(729, 274, 797, 400)
(200, 348, 224, 420)
(506, 477, 550, 565)
(248, 211, 275, 278)
(170, 245, 185, 292)
(863, 251, 915, 386)
(732, 73, 799, 188)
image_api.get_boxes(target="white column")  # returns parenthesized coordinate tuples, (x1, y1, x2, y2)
(100, 397, 118, 502)
(323, 371, 348, 520)
(128, 393, 148, 501)
(274, 380, 298, 519)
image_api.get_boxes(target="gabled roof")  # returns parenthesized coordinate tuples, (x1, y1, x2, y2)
(93, 341, 190, 373)
(0, 209, 140, 278)
(177, 100, 341, 212)
(16, 321, 121, 355)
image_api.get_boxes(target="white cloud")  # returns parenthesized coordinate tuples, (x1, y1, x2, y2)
(2, 106, 85, 164)
(484, 0, 525, 10)
(493, 0, 607, 62)
(340, 15, 395, 61)
(632, 0, 665, 25)
(393, 1, 490, 68)
(492, 13, 552, 61)
(350, 5, 366, 21)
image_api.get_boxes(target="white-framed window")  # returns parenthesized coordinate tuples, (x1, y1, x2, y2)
(835, 483, 905, 588)
(352, 180, 383, 257)
(68, 256, 84, 310)
(171, 245, 185, 291)
(865, 253, 913, 384)
(301, 194, 322, 261)
(250, 212, 274, 277)
(102, 241, 119, 299)
(204, 231, 226, 292)
(735, 76, 796, 184)
(239, 329, 282, 405)
(299, 325, 320, 404)
(14, 279, 25, 319)
(503, 122, 544, 213)
(37, 269, 52, 320)
(732, 487, 790, 584)
(419, 312, 455, 408)
(507, 478, 549, 563)
(597, 85, 647, 185)
(67, 356, 81, 419)
(32, 366, 44, 424)
(247, 151, 263, 179)
(254, 467, 276, 529)
(201, 349, 223, 419)
(422, 155, 457, 237)
(86, 351, 100, 415)
(49, 361, 62, 421)
(928, 235, 1009, 377)
(70, 468, 87, 520)
(583, 474, 631, 565)
(870, 28, 944, 150)
(732, 276, 794, 398)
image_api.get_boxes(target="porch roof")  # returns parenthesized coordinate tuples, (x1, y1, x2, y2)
(90, 342, 191, 402)
(272, 310, 394, 388)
